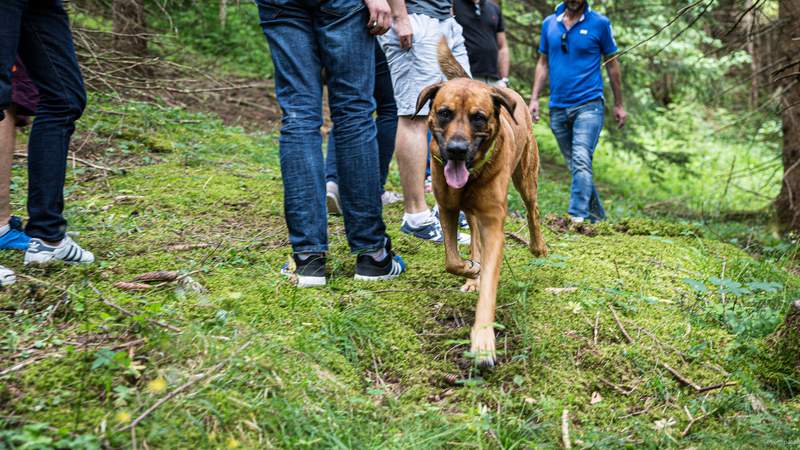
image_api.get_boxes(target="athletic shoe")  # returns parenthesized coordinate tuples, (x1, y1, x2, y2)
(0, 265, 15, 287)
(281, 253, 326, 288)
(424, 175, 433, 193)
(381, 190, 403, 205)
(569, 215, 585, 224)
(326, 181, 342, 216)
(433, 205, 469, 230)
(400, 215, 470, 245)
(24, 236, 95, 265)
(0, 216, 31, 251)
(354, 237, 406, 281)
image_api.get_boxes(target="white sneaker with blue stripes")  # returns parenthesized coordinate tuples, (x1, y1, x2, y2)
(0, 265, 15, 287)
(24, 236, 95, 265)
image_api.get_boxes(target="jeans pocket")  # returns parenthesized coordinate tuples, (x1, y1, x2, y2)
(255, 0, 283, 20)
(320, 0, 364, 17)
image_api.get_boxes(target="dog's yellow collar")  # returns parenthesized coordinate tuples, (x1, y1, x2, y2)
(431, 140, 496, 176)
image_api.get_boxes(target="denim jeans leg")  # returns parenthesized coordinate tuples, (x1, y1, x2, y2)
(568, 101, 605, 219)
(549, 107, 578, 212)
(374, 46, 397, 189)
(258, 1, 327, 254)
(318, 4, 385, 254)
(325, 130, 338, 184)
(15, 2, 87, 241)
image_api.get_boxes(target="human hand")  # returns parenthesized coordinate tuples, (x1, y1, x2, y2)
(394, 14, 413, 48)
(364, 0, 391, 35)
(614, 104, 627, 129)
(529, 98, 540, 123)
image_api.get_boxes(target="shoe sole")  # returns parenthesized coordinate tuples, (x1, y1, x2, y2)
(0, 274, 16, 287)
(297, 275, 326, 288)
(326, 192, 342, 216)
(354, 273, 402, 281)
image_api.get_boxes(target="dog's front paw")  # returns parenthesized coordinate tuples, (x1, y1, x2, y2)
(460, 276, 480, 293)
(470, 324, 496, 367)
(530, 240, 548, 257)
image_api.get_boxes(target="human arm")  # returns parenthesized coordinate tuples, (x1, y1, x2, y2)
(604, 57, 626, 128)
(528, 54, 548, 122)
(496, 31, 509, 86)
(387, 0, 412, 48)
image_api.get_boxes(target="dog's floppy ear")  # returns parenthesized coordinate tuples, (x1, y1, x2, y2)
(414, 82, 443, 118)
(491, 88, 518, 125)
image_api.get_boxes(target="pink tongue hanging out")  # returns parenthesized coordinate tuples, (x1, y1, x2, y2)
(444, 160, 469, 189)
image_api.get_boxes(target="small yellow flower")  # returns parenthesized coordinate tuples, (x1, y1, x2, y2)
(226, 438, 240, 449)
(115, 411, 132, 424)
(147, 377, 167, 394)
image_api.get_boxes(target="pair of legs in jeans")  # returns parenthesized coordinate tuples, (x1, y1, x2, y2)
(257, 0, 404, 285)
(0, 0, 94, 277)
(550, 98, 606, 222)
(325, 46, 396, 196)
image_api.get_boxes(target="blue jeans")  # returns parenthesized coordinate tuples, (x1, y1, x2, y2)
(549, 99, 606, 222)
(0, 0, 87, 242)
(257, 0, 385, 254)
(326, 46, 396, 191)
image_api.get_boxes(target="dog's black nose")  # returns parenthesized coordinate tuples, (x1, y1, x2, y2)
(445, 138, 469, 160)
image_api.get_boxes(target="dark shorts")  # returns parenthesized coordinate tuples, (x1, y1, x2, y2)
(11, 57, 40, 127)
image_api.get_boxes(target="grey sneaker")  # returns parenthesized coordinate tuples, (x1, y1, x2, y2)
(0, 265, 15, 287)
(24, 236, 95, 265)
(326, 181, 342, 216)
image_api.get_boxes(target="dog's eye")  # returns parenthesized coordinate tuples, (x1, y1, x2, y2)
(437, 109, 453, 122)
(470, 113, 488, 128)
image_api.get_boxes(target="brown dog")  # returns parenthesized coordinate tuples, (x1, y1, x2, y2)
(415, 39, 548, 367)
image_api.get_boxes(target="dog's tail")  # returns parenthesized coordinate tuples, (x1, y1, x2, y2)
(438, 37, 469, 80)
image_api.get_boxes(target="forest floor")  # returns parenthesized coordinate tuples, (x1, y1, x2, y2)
(1, 94, 799, 449)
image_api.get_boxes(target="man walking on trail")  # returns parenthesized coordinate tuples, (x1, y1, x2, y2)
(528, 0, 626, 223)
(454, 0, 510, 88)
(1, 1, 96, 279)
(379, 0, 472, 243)
(257, 0, 409, 287)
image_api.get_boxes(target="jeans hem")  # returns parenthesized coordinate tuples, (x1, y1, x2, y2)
(351, 243, 384, 256)
(292, 245, 328, 255)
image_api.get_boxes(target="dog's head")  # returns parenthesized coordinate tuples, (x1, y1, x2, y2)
(415, 79, 517, 189)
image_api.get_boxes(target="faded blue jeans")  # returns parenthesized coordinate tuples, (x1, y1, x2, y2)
(326, 46, 396, 192)
(550, 99, 606, 222)
(257, 0, 385, 254)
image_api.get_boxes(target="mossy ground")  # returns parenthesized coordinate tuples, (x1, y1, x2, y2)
(1, 97, 799, 449)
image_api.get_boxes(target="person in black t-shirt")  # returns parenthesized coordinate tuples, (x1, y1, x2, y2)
(454, 0, 509, 87)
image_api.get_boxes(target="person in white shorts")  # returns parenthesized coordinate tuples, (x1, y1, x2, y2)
(379, 0, 471, 244)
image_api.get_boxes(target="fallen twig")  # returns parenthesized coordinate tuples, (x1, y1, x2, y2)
(681, 407, 715, 437)
(113, 282, 154, 291)
(165, 243, 212, 252)
(14, 151, 116, 172)
(2, 339, 146, 377)
(592, 312, 600, 346)
(661, 363, 737, 393)
(133, 271, 180, 282)
(118, 341, 251, 432)
(90, 284, 181, 332)
(599, 377, 640, 395)
(609, 306, 634, 344)
(505, 231, 529, 246)
(561, 409, 572, 449)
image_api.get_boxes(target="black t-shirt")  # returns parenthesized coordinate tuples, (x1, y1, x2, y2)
(453, 0, 504, 79)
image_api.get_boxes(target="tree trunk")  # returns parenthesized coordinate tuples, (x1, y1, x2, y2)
(112, 0, 147, 57)
(774, 0, 800, 231)
(760, 300, 800, 396)
(219, 0, 228, 30)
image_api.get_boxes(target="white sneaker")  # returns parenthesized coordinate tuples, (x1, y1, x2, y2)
(326, 181, 342, 216)
(0, 265, 15, 287)
(24, 236, 95, 265)
(381, 190, 403, 205)
(569, 216, 585, 224)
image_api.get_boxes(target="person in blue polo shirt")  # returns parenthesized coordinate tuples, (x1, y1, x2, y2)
(528, 0, 626, 223)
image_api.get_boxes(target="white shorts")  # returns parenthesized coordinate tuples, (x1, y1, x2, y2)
(379, 14, 471, 116)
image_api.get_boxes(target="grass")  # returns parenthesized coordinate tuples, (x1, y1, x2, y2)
(1, 96, 799, 449)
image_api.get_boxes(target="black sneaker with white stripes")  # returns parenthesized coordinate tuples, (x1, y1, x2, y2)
(24, 236, 95, 265)
(281, 253, 326, 288)
(354, 237, 406, 281)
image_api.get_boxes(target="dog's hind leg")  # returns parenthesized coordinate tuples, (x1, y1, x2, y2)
(512, 140, 548, 257)
(460, 212, 481, 292)
(441, 206, 480, 280)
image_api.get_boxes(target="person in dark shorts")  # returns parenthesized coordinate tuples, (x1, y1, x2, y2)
(0, 59, 37, 285)
(454, 0, 509, 87)
(1, 2, 95, 283)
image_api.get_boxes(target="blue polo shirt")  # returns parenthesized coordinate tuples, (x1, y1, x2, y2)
(538, 2, 618, 108)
